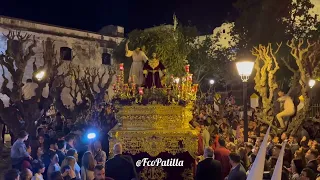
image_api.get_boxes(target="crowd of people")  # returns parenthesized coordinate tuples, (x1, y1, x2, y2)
(192, 97, 320, 180)
(6, 128, 137, 180)
(4, 102, 140, 180)
(3, 93, 320, 180)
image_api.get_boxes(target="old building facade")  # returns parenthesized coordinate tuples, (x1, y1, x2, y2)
(0, 16, 124, 107)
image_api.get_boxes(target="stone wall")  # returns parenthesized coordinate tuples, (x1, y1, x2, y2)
(0, 16, 124, 107)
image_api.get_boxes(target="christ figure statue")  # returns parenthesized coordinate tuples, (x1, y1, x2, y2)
(125, 40, 148, 86)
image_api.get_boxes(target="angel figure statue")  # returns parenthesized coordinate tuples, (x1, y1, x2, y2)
(125, 40, 148, 85)
(143, 53, 166, 88)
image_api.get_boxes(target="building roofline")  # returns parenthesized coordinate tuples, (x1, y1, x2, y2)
(0, 15, 124, 42)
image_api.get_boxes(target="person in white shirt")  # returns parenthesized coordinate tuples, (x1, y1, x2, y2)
(22, 79, 38, 100)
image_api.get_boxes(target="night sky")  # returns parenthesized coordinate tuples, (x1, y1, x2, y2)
(0, 0, 237, 35)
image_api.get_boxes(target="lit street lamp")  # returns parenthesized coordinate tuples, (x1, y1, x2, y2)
(309, 79, 316, 104)
(209, 79, 215, 102)
(309, 79, 316, 88)
(35, 70, 46, 81)
(236, 60, 254, 142)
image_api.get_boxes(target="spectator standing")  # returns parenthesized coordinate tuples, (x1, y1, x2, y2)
(56, 140, 66, 165)
(31, 160, 45, 180)
(195, 147, 222, 180)
(11, 131, 32, 169)
(47, 153, 61, 180)
(105, 143, 137, 180)
(226, 153, 246, 180)
(81, 151, 95, 180)
(214, 138, 231, 179)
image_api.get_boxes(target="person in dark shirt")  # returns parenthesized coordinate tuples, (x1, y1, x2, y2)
(65, 134, 76, 150)
(226, 153, 246, 180)
(105, 143, 137, 180)
(56, 140, 66, 165)
(305, 149, 319, 173)
(54, 113, 64, 132)
(195, 147, 222, 180)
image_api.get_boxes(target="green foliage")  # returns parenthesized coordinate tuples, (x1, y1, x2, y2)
(231, 0, 319, 53)
(187, 35, 232, 88)
(230, 0, 320, 91)
(113, 25, 198, 77)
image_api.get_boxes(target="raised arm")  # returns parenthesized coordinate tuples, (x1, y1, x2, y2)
(125, 40, 133, 57)
(125, 40, 129, 52)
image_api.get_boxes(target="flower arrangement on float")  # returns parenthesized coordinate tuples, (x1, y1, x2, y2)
(111, 63, 198, 107)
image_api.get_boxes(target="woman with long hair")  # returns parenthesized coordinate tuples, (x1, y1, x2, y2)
(89, 140, 106, 166)
(61, 156, 80, 180)
(81, 151, 95, 180)
(285, 159, 304, 180)
(238, 147, 250, 171)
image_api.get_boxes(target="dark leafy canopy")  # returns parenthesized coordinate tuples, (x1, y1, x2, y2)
(113, 25, 198, 77)
(230, 0, 320, 87)
(231, 0, 319, 55)
(187, 35, 231, 88)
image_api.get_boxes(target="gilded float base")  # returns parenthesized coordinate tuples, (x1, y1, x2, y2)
(109, 128, 198, 158)
(108, 128, 198, 180)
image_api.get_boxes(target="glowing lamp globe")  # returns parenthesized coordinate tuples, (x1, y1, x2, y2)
(35, 71, 45, 81)
(309, 79, 316, 88)
(236, 61, 254, 82)
(87, 133, 96, 140)
(209, 79, 215, 85)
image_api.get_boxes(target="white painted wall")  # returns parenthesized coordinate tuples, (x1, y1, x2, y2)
(0, 22, 122, 107)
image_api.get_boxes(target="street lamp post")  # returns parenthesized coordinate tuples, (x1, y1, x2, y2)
(309, 79, 315, 89)
(236, 61, 254, 142)
(209, 79, 215, 92)
(309, 79, 316, 104)
(209, 79, 215, 103)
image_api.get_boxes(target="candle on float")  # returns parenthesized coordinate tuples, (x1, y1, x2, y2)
(116, 75, 121, 82)
(193, 84, 198, 92)
(112, 83, 116, 90)
(138, 87, 144, 95)
(185, 64, 190, 73)
(124, 84, 129, 90)
(119, 63, 124, 71)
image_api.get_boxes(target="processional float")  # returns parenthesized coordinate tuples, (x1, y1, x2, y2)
(109, 63, 198, 180)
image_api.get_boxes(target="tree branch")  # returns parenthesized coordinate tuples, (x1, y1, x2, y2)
(0, 64, 11, 97)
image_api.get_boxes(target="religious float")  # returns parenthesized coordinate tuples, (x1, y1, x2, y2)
(109, 63, 198, 180)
